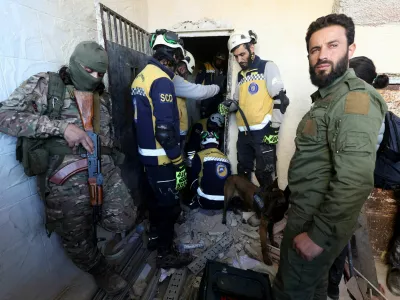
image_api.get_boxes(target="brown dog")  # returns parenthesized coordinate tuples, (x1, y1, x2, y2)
(222, 175, 289, 265)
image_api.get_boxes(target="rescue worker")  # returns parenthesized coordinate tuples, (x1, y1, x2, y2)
(189, 131, 231, 209)
(0, 41, 137, 295)
(195, 52, 227, 118)
(219, 30, 289, 189)
(186, 113, 224, 162)
(131, 29, 192, 268)
(272, 14, 388, 300)
(176, 50, 195, 153)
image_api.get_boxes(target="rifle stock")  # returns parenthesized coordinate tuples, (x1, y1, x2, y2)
(74, 90, 94, 131)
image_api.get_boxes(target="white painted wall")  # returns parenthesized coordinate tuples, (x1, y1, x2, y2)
(354, 24, 400, 74)
(0, 1, 147, 299)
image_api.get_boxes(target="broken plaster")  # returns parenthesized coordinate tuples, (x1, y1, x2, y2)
(171, 18, 233, 32)
(333, 0, 400, 26)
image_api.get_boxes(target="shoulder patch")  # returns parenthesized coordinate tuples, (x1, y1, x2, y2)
(302, 119, 317, 136)
(345, 92, 370, 115)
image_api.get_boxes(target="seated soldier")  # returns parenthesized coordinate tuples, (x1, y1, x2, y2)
(188, 131, 231, 209)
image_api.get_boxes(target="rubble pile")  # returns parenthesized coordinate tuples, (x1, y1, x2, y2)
(174, 208, 288, 279)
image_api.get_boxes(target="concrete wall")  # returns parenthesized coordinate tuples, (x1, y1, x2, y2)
(334, 0, 400, 74)
(148, 0, 400, 189)
(0, 1, 147, 299)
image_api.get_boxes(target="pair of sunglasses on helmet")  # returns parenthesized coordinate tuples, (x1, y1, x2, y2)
(149, 29, 184, 48)
(201, 131, 219, 140)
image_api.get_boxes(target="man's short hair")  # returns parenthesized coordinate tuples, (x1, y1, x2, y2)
(305, 14, 355, 52)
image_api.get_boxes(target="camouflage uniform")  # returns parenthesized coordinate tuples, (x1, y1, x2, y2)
(0, 72, 137, 271)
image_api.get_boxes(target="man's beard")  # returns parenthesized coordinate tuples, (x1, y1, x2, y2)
(309, 51, 349, 88)
(239, 56, 252, 70)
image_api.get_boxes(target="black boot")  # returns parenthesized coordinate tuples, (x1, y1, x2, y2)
(147, 225, 159, 251)
(156, 248, 193, 269)
(387, 267, 400, 296)
(89, 258, 127, 295)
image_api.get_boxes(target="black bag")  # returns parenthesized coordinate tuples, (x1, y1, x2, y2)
(198, 260, 273, 300)
(375, 111, 400, 189)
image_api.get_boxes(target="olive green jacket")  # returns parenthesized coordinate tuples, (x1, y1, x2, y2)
(288, 69, 388, 250)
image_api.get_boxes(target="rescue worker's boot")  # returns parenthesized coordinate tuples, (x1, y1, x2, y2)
(387, 267, 400, 296)
(89, 257, 127, 295)
(156, 247, 193, 269)
(147, 225, 159, 251)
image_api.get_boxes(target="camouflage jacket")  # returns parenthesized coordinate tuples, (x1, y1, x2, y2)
(0, 72, 114, 173)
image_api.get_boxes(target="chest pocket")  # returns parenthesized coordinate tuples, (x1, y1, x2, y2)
(296, 100, 329, 144)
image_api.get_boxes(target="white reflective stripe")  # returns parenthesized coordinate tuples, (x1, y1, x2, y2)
(238, 114, 271, 132)
(197, 187, 224, 201)
(203, 157, 229, 163)
(157, 179, 175, 183)
(180, 130, 188, 135)
(138, 147, 166, 156)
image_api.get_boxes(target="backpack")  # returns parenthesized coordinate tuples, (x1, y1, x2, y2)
(374, 111, 400, 189)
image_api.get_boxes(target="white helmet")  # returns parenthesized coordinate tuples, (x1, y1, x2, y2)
(150, 30, 185, 57)
(227, 30, 257, 52)
(182, 50, 195, 74)
(201, 131, 219, 146)
(209, 113, 224, 128)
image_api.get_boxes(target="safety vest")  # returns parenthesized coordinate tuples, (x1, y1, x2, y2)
(202, 62, 216, 85)
(236, 56, 273, 132)
(177, 97, 188, 136)
(196, 148, 231, 201)
(131, 60, 180, 166)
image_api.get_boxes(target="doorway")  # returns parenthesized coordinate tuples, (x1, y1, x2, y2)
(180, 35, 229, 126)
(176, 29, 237, 164)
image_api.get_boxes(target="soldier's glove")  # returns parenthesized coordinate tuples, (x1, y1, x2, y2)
(218, 100, 233, 116)
(263, 126, 279, 144)
(174, 162, 187, 191)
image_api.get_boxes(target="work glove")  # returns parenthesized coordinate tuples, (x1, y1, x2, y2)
(175, 162, 187, 191)
(218, 100, 233, 116)
(263, 126, 279, 144)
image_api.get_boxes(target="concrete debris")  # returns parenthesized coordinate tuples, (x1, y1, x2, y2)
(232, 254, 261, 270)
(131, 280, 147, 298)
(273, 214, 288, 235)
(238, 228, 260, 240)
(248, 214, 261, 227)
(208, 231, 225, 236)
(244, 244, 263, 262)
(230, 217, 238, 227)
(160, 268, 176, 283)
(235, 243, 244, 252)
(242, 211, 255, 222)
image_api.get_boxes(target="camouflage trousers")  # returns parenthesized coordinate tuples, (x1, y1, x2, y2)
(44, 155, 137, 272)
